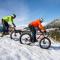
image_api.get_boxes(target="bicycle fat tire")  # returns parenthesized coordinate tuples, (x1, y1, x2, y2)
(20, 32, 32, 45)
(39, 37, 51, 49)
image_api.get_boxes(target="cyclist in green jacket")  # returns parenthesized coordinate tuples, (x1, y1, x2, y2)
(1, 14, 16, 36)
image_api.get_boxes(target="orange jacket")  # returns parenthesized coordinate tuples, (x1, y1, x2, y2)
(29, 19, 46, 31)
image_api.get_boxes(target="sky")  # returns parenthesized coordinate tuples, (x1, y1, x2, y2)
(0, 0, 60, 26)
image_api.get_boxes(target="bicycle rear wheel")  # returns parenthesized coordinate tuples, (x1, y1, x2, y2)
(39, 37, 51, 49)
(20, 32, 32, 45)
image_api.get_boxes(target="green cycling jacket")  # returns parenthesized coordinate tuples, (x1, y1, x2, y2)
(2, 16, 14, 24)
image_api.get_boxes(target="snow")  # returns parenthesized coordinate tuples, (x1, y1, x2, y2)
(0, 35, 60, 60)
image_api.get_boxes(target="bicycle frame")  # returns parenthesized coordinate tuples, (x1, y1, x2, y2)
(36, 32, 45, 41)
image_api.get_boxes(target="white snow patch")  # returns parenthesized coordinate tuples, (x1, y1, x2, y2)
(0, 35, 60, 60)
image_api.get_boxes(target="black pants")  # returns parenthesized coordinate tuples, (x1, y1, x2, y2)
(2, 19, 9, 34)
(28, 25, 36, 42)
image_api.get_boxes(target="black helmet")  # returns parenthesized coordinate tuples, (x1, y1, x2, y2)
(12, 14, 16, 18)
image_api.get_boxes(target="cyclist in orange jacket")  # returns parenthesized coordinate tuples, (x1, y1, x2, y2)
(28, 18, 46, 42)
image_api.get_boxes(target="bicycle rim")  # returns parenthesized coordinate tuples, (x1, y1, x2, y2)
(20, 33, 31, 45)
(39, 37, 51, 49)
(10, 31, 21, 41)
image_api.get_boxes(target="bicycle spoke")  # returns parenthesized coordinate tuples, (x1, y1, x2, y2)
(20, 33, 31, 45)
(39, 37, 51, 49)
(11, 32, 20, 40)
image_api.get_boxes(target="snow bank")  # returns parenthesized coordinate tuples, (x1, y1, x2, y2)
(0, 35, 60, 60)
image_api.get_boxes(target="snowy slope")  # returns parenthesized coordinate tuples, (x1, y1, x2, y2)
(0, 35, 60, 60)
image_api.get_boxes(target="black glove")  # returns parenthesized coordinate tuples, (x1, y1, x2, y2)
(14, 24, 16, 27)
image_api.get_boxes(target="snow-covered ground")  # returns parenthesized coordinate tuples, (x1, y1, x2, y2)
(0, 35, 60, 60)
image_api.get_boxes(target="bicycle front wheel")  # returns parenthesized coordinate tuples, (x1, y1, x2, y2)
(39, 37, 51, 49)
(10, 31, 21, 41)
